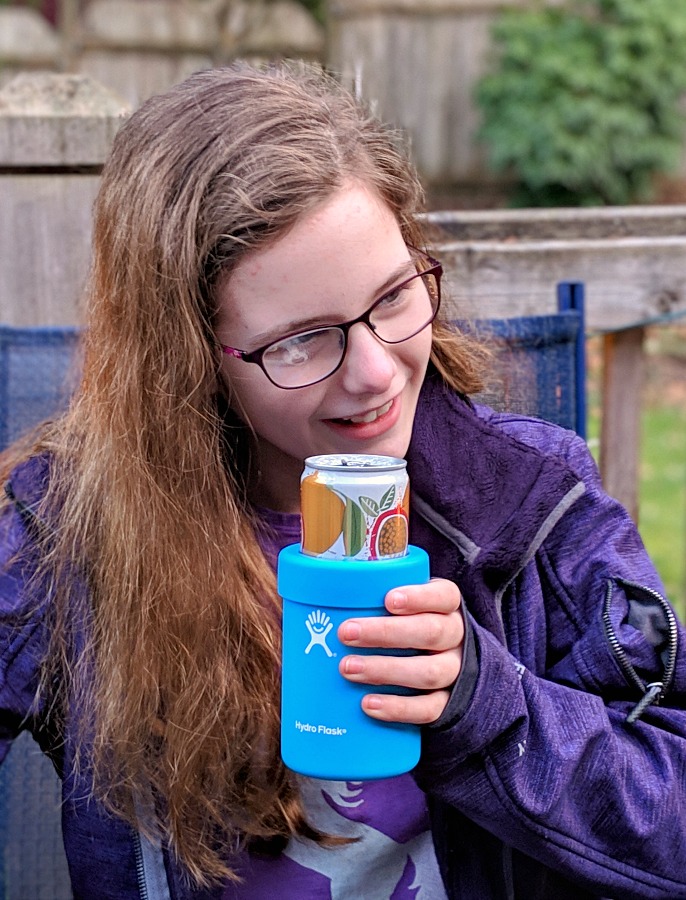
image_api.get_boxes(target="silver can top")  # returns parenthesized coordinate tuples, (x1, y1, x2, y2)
(305, 453, 406, 472)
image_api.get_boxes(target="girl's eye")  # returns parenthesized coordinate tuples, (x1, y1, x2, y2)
(379, 288, 403, 307)
(266, 330, 331, 366)
(376, 277, 417, 312)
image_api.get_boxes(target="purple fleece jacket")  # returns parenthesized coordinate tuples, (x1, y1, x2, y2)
(1, 373, 685, 899)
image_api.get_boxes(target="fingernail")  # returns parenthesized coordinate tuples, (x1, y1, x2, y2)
(389, 590, 407, 611)
(343, 656, 364, 675)
(341, 621, 361, 642)
(365, 696, 383, 710)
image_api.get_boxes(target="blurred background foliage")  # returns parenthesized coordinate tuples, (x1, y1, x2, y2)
(476, 0, 686, 207)
(297, 0, 325, 25)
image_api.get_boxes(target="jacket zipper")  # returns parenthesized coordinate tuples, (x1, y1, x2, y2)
(602, 579, 679, 723)
(134, 831, 150, 900)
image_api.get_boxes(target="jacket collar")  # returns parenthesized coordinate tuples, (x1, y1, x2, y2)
(5, 452, 50, 506)
(407, 375, 585, 638)
(4, 453, 54, 542)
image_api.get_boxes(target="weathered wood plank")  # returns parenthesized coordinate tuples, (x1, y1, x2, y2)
(329, 4, 493, 183)
(0, 72, 129, 168)
(600, 328, 645, 522)
(427, 209, 686, 331)
(0, 173, 99, 326)
(0, 73, 130, 326)
(427, 205, 686, 240)
(434, 236, 686, 331)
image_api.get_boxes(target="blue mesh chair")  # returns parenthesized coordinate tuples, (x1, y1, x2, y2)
(0, 325, 81, 452)
(0, 734, 72, 899)
(456, 282, 587, 438)
(0, 325, 79, 899)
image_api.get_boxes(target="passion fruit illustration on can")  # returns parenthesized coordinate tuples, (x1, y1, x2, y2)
(369, 507, 409, 559)
(300, 455, 410, 560)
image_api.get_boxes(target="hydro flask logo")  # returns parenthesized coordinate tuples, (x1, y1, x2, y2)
(305, 609, 333, 657)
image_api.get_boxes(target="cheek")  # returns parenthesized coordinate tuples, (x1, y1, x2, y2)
(229, 381, 278, 428)
(404, 328, 433, 379)
(223, 365, 317, 434)
(222, 362, 272, 421)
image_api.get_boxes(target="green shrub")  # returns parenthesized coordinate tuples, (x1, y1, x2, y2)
(475, 0, 686, 206)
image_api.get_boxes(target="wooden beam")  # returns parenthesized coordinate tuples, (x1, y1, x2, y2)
(600, 327, 645, 522)
(428, 208, 686, 332)
(58, 0, 80, 71)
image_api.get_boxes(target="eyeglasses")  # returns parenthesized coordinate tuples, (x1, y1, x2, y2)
(221, 249, 442, 389)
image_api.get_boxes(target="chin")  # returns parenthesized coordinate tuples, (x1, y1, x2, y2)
(370, 433, 412, 460)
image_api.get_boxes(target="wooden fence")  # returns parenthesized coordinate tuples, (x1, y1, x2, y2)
(0, 1, 325, 107)
(328, 0, 686, 201)
(1, 72, 685, 523)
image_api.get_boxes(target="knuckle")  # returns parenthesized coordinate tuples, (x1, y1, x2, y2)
(425, 616, 445, 647)
(420, 657, 444, 690)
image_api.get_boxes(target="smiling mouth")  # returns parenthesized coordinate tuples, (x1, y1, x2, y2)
(333, 399, 393, 425)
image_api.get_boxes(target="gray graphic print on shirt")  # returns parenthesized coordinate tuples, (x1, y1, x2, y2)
(283, 777, 448, 899)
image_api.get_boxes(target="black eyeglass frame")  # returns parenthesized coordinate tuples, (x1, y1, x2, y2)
(221, 250, 443, 390)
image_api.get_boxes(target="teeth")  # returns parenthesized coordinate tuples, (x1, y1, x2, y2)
(346, 400, 392, 424)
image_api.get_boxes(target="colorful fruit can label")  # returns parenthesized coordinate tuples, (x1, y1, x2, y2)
(301, 454, 409, 560)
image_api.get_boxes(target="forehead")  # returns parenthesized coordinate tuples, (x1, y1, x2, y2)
(216, 182, 409, 338)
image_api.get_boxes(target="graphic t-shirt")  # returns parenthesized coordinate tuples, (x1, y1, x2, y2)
(221, 508, 448, 899)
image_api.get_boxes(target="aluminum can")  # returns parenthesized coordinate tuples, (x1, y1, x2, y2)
(300, 453, 409, 560)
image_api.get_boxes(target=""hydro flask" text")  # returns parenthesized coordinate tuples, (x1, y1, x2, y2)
(295, 720, 347, 736)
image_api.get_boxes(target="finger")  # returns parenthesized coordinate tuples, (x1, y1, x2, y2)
(362, 689, 452, 725)
(385, 577, 461, 616)
(338, 610, 463, 652)
(340, 647, 461, 691)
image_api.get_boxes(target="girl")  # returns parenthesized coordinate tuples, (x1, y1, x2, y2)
(1, 61, 684, 899)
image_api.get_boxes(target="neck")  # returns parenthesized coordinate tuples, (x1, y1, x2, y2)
(249, 480, 301, 514)
(229, 410, 304, 513)
(247, 447, 302, 514)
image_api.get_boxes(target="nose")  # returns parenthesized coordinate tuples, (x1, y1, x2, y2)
(337, 322, 396, 395)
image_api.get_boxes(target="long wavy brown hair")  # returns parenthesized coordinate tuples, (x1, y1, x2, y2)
(1, 61, 484, 885)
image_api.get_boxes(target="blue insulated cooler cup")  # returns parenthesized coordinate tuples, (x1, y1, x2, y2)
(279, 453, 430, 781)
(278, 545, 429, 780)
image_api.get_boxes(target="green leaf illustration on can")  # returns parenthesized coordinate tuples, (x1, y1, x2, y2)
(359, 496, 380, 517)
(378, 484, 396, 513)
(342, 497, 366, 557)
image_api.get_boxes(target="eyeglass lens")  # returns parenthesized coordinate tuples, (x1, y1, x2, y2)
(262, 269, 439, 389)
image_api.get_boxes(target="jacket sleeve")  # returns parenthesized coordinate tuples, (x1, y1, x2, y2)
(416, 430, 686, 899)
(0, 498, 51, 762)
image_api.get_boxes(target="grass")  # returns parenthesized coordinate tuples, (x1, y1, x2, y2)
(639, 402, 686, 619)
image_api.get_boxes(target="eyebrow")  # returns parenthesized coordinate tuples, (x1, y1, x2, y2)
(248, 258, 417, 347)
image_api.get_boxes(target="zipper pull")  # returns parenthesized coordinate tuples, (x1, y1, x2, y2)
(626, 682, 664, 724)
